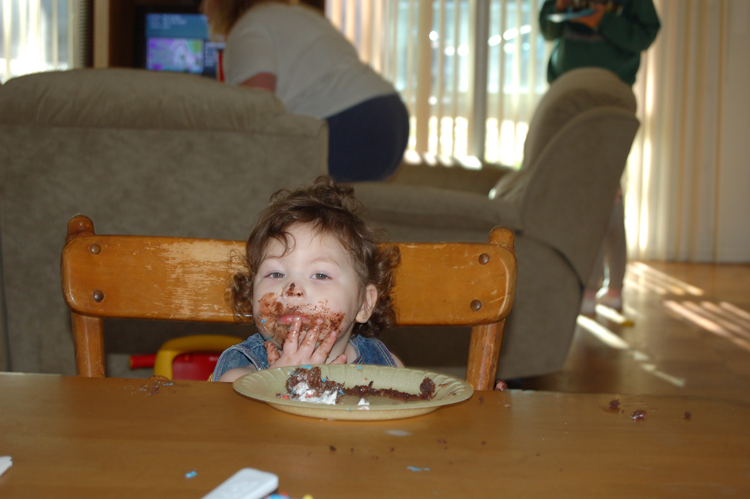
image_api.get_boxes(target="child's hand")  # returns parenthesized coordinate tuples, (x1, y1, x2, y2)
(265, 316, 347, 368)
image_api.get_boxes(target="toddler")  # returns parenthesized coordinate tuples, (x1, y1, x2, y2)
(213, 177, 403, 382)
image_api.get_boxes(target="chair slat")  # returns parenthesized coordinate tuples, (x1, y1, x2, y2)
(63, 236, 515, 326)
(62, 236, 241, 322)
(392, 242, 515, 325)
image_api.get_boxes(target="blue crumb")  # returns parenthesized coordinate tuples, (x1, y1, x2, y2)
(185, 471, 197, 479)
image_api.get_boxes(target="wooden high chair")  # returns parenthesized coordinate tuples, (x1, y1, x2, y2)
(61, 215, 517, 390)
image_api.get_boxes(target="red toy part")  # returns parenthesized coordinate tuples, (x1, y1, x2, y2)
(129, 352, 223, 381)
(129, 335, 242, 380)
(171, 352, 223, 381)
(129, 354, 156, 370)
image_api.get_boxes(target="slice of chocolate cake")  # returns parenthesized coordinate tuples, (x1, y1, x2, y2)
(284, 366, 436, 404)
(285, 366, 344, 404)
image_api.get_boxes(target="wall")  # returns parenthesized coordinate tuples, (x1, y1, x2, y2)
(717, 0, 750, 262)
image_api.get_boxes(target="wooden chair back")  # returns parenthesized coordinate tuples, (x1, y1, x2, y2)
(61, 215, 517, 390)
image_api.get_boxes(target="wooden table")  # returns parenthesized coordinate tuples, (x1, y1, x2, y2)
(1, 374, 749, 498)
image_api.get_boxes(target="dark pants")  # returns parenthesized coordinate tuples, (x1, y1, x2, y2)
(325, 93, 410, 183)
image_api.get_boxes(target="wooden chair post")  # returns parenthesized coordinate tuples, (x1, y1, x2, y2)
(71, 313, 105, 377)
(465, 227, 516, 390)
(466, 321, 504, 391)
(65, 215, 105, 377)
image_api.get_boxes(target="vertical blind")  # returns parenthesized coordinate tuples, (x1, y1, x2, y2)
(0, 0, 83, 83)
(326, 0, 550, 168)
(626, 0, 731, 262)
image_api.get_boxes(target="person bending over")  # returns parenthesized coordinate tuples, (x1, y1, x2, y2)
(201, 0, 410, 182)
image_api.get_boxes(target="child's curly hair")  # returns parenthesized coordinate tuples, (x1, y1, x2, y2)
(230, 176, 400, 338)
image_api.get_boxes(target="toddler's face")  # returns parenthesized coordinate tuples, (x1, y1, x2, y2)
(252, 224, 375, 349)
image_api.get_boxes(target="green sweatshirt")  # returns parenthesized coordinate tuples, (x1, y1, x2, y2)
(539, 0, 661, 85)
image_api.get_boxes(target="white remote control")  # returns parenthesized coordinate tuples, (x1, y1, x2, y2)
(201, 468, 279, 499)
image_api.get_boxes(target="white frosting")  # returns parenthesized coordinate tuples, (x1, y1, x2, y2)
(289, 380, 339, 405)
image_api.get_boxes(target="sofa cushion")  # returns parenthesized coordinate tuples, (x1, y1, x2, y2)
(355, 182, 523, 236)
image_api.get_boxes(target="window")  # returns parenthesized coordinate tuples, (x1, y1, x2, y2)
(1, 0, 81, 83)
(328, 0, 550, 168)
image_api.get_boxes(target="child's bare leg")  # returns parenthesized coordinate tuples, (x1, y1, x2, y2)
(599, 192, 626, 311)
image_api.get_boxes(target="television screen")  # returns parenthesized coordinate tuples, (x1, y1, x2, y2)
(140, 12, 224, 79)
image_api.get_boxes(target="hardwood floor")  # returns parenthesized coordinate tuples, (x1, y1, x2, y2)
(524, 261, 750, 403)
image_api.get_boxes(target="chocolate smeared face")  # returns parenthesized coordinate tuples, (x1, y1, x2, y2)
(252, 224, 377, 356)
(255, 292, 345, 347)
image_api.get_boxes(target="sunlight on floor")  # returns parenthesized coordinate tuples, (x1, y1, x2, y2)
(576, 315, 686, 387)
(536, 262, 749, 400)
(576, 315, 629, 350)
(627, 263, 750, 352)
(628, 262, 705, 296)
(663, 300, 750, 354)
(595, 305, 634, 326)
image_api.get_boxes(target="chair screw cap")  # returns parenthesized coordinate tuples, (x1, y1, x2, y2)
(479, 253, 490, 264)
(92, 290, 104, 302)
(471, 300, 482, 311)
(89, 243, 101, 255)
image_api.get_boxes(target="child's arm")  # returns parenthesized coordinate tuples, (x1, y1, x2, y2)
(218, 365, 258, 383)
(391, 354, 405, 368)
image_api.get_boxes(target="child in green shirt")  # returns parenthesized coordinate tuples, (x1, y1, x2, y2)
(539, 0, 660, 313)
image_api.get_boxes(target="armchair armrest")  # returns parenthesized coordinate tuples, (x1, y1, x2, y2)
(388, 162, 515, 196)
(353, 182, 523, 235)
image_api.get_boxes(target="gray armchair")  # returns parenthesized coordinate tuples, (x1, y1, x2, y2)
(354, 68, 639, 380)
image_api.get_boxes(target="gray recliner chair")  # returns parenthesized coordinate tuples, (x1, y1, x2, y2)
(354, 68, 639, 380)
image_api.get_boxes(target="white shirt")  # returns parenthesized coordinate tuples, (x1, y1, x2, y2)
(224, 3, 396, 119)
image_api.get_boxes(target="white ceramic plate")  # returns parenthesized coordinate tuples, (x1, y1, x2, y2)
(233, 365, 473, 421)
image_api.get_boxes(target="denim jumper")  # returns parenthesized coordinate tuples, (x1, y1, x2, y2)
(211, 333, 398, 381)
